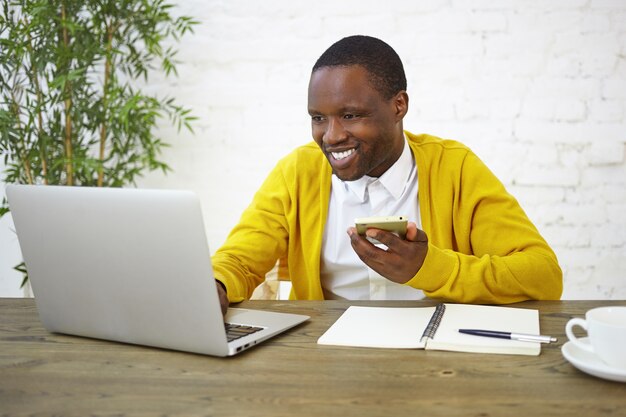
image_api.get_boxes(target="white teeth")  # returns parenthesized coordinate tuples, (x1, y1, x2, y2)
(331, 148, 355, 160)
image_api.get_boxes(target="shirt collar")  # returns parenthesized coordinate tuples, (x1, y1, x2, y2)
(341, 135, 415, 202)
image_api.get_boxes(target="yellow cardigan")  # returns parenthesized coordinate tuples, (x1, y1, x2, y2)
(212, 132, 563, 304)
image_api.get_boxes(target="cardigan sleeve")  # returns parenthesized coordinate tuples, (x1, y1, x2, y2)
(405, 151, 563, 304)
(212, 162, 291, 303)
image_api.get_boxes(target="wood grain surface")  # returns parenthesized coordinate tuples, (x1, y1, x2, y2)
(1, 298, 625, 417)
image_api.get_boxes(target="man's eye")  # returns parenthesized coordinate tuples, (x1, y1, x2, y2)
(311, 115, 325, 122)
(343, 114, 357, 120)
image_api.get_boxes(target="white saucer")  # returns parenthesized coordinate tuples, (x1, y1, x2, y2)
(561, 337, 626, 383)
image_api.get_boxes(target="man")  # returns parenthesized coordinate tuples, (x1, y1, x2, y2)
(213, 35, 562, 313)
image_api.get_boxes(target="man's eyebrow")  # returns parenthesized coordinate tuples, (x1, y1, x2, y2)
(308, 105, 368, 115)
(341, 105, 367, 112)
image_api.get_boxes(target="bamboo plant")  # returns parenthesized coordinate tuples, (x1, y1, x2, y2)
(0, 0, 198, 287)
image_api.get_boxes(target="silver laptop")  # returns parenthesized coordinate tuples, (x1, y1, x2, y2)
(6, 184, 308, 356)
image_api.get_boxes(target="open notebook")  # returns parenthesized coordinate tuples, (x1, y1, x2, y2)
(317, 303, 542, 356)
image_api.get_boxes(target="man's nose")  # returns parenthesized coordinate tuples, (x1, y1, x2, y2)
(323, 117, 348, 145)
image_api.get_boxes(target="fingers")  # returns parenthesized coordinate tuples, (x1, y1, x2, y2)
(347, 224, 428, 284)
(363, 223, 425, 252)
(348, 227, 387, 262)
(406, 222, 419, 241)
(406, 222, 428, 243)
(348, 228, 406, 281)
(215, 280, 229, 316)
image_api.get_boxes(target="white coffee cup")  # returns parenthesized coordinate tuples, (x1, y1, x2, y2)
(565, 306, 626, 370)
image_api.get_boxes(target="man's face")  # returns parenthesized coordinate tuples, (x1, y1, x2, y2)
(307, 65, 407, 181)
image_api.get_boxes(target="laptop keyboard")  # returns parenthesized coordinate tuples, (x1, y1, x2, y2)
(224, 323, 264, 342)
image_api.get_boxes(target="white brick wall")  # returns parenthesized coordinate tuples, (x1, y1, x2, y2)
(1, 0, 625, 299)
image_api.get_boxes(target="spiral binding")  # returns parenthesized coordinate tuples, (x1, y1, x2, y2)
(420, 303, 446, 343)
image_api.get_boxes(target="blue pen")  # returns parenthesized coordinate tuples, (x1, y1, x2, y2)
(459, 329, 557, 344)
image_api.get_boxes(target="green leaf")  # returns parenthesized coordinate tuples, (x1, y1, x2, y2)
(1, 0, 198, 287)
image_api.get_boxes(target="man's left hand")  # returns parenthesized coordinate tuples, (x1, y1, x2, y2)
(347, 222, 428, 284)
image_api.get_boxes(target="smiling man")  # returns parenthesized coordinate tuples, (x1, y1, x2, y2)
(212, 35, 562, 312)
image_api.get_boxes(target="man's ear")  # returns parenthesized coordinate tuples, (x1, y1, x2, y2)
(393, 91, 409, 121)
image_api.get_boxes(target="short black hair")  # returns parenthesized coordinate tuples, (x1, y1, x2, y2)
(312, 35, 407, 99)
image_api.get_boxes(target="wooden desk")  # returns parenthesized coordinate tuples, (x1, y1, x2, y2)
(1, 299, 625, 416)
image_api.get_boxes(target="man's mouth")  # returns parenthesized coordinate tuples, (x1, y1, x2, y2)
(330, 148, 356, 160)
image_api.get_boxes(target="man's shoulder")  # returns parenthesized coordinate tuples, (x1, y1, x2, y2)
(279, 141, 326, 166)
(293, 141, 325, 157)
(273, 141, 328, 178)
(405, 131, 481, 175)
(405, 131, 471, 154)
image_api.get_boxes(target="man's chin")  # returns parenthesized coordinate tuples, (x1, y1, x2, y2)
(325, 154, 365, 181)
(332, 169, 365, 182)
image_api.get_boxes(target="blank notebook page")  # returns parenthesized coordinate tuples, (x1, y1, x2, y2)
(317, 306, 436, 348)
(428, 303, 540, 355)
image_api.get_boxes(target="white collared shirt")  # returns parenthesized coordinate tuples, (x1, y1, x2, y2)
(320, 138, 425, 300)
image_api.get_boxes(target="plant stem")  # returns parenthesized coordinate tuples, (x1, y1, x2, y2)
(98, 22, 114, 187)
(3, 30, 32, 184)
(9, 79, 34, 185)
(61, 2, 73, 186)
(26, 20, 48, 185)
(5, 41, 34, 184)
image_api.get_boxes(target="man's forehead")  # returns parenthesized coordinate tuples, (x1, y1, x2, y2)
(308, 65, 377, 97)
(310, 64, 370, 81)
(307, 71, 381, 113)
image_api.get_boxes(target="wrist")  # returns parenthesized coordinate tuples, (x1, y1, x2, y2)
(215, 279, 227, 294)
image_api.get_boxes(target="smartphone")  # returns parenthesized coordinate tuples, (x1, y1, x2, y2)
(355, 215, 408, 243)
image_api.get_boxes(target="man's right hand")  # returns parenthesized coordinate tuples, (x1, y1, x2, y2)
(348, 221, 428, 284)
(216, 280, 229, 316)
